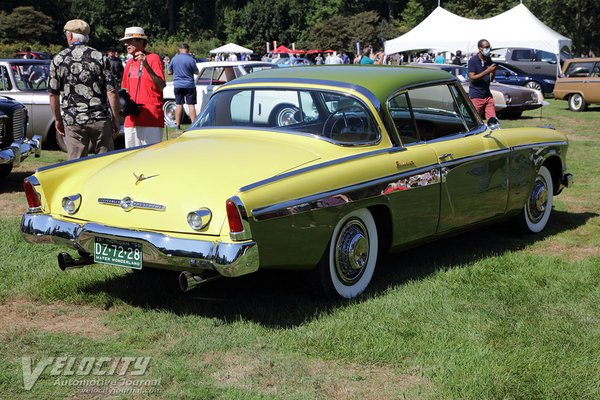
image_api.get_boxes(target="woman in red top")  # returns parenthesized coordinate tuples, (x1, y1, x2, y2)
(120, 26, 166, 148)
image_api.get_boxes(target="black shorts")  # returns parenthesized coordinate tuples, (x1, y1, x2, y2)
(174, 87, 197, 105)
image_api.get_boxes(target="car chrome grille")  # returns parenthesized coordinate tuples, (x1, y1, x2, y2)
(12, 108, 27, 141)
(0, 117, 5, 144)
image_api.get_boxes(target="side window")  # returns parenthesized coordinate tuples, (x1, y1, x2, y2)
(512, 49, 534, 61)
(197, 68, 214, 85)
(0, 66, 12, 90)
(590, 62, 600, 78)
(388, 84, 477, 144)
(565, 62, 594, 77)
(388, 92, 418, 144)
(536, 51, 556, 63)
(449, 84, 478, 130)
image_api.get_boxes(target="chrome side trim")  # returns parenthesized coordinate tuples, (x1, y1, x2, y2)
(439, 148, 512, 169)
(240, 147, 404, 193)
(20, 213, 259, 277)
(252, 164, 441, 220)
(511, 141, 568, 151)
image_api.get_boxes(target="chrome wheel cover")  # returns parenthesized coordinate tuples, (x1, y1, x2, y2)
(526, 175, 549, 223)
(163, 101, 177, 126)
(570, 95, 582, 110)
(334, 219, 369, 285)
(277, 107, 299, 126)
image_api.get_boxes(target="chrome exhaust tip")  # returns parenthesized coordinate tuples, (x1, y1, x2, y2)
(178, 271, 221, 292)
(57, 252, 93, 271)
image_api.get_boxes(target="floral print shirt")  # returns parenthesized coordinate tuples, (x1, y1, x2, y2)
(48, 44, 116, 125)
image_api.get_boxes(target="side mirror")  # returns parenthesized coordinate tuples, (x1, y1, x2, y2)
(487, 117, 500, 131)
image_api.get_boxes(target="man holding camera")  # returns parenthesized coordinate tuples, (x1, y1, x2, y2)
(49, 19, 120, 160)
(120, 26, 165, 148)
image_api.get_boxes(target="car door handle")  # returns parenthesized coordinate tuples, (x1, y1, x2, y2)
(438, 153, 454, 159)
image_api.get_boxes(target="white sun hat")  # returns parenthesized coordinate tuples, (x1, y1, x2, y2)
(119, 27, 148, 41)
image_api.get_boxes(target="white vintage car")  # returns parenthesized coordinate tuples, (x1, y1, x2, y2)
(0, 59, 55, 146)
(162, 61, 277, 126)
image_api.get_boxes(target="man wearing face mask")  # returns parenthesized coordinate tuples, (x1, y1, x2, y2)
(468, 39, 497, 120)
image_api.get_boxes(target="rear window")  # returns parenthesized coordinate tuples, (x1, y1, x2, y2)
(565, 62, 595, 77)
(193, 88, 380, 145)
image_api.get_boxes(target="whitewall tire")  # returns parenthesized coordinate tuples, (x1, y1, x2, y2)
(318, 209, 378, 299)
(519, 165, 553, 233)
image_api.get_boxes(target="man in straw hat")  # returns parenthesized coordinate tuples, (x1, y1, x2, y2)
(48, 19, 120, 159)
(120, 26, 165, 148)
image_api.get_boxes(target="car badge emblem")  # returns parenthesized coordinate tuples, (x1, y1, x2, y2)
(98, 197, 166, 212)
(120, 196, 134, 211)
(133, 172, 159, 185)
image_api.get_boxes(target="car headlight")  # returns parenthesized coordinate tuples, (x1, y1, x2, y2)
(544, 79, 555, 84)
(503, 93, 512, 105)
(62, 194, 82, 215)
(187, 208, 212, 230)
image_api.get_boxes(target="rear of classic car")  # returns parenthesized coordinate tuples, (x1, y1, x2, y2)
(0, 96, 41, 177)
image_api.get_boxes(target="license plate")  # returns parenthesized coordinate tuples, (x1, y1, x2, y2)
(94, 237, 142, 270)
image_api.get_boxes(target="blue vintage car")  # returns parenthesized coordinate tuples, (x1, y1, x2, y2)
(493, 62, 556, 93)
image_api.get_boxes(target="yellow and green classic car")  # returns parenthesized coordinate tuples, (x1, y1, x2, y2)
(21, 66, 573, 299)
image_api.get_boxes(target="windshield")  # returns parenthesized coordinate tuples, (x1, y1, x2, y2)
(9, 61, 50, 91)
(191, 88, 380, 145)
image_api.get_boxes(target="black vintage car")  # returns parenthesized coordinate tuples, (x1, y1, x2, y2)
(0, 95, 41, 177)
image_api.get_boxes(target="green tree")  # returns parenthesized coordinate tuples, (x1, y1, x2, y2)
(398, 0, 425, 30)
(0, 6, 54, 44)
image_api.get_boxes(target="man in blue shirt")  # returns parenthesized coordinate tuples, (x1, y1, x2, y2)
(167, 43, 199, 129)
(467, 39, 497, 120)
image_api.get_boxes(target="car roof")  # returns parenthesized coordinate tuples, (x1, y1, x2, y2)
(196, 61, 276, 67)
(227, 65, 455, 102)
(0, 58, 50, 65)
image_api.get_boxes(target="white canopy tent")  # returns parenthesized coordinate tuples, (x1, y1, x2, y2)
(209, 43, 253, 54)
(384, 4, 571, 57)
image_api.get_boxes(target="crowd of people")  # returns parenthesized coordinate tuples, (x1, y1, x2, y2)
(44, 18, 500, 161)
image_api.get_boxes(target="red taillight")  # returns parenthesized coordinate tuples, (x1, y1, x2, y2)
(226, 199, 244, 233)
(24, 179, 41, 209)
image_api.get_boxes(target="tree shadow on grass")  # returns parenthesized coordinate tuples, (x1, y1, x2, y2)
(79, 210, 596, 328)
(0, 171, 34, 194)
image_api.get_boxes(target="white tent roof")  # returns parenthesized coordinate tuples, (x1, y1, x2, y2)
(384, 4, 571, 56)
(209, 43, 253, 54)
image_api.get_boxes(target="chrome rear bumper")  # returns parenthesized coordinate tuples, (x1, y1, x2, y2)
(20, 213, 259, 277)
(0, 135, 42, 166)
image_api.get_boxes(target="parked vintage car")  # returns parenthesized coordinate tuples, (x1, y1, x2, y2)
(21, 66, 572, 299)
(493, 48, 570, 77)
(1, 58, 124, 151)
(162, 61, 277, 126)
(0, 59, 56, 146)
(553, 57, 600, 111)
(418, 64, 546, 118)
(274, 57, 313, 67)
(0, 95, 41, 177)
(493, 62, 556, 93)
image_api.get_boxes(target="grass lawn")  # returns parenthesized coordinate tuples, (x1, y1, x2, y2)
(0, 99, 598, 399)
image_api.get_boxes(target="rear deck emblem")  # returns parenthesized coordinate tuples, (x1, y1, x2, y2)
(98, 197, 166, 212)
(134, 172, 159, 185)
